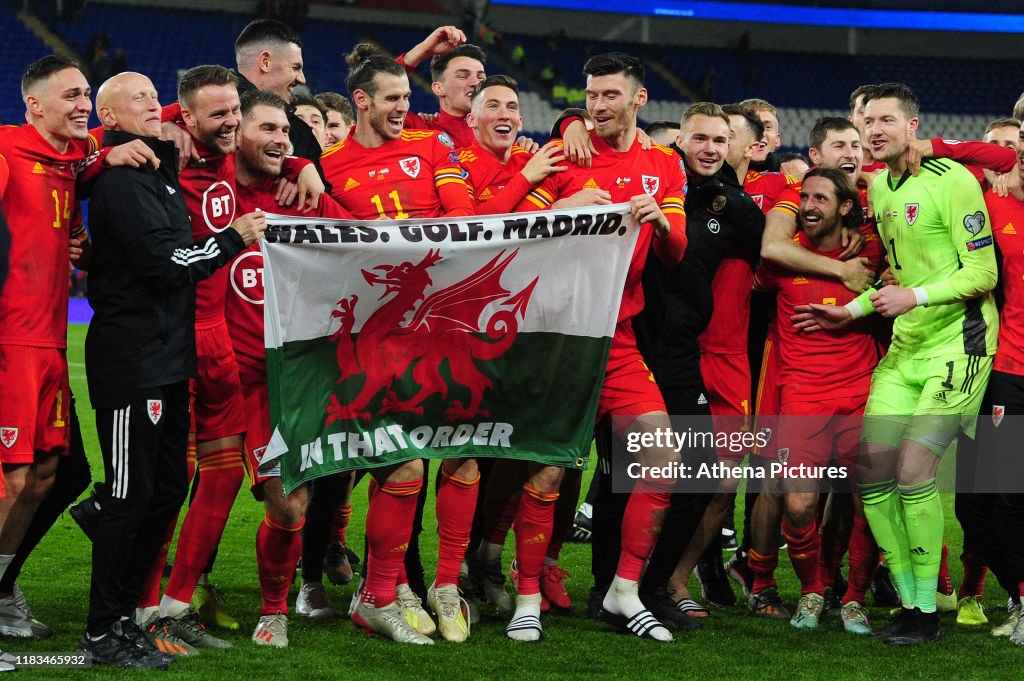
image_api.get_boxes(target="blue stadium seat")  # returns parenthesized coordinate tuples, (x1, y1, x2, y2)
(0, 6, 52, 125)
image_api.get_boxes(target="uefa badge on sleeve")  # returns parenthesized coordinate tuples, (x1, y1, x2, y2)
(963, 211, 985, 236)
(147, 400, 163, 425)
(993, 405, 1005, 427)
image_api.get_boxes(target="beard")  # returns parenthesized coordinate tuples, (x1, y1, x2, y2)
(368, 105, 403, 141)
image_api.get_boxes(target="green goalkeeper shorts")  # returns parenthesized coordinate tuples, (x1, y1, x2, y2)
(861, 351, 992, 455)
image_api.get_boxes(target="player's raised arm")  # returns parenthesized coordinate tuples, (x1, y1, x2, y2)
(761, 190, 874, 292)
(761, 117, 876, 291)
(399, 25, 467, 71)
(928, 136, 1017, 175)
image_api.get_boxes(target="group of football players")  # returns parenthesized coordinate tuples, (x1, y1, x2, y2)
(1, 12, 1024, 670)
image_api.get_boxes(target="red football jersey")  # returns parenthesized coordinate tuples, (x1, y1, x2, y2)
(457, 141, 534, 213)
(178, 140, 239, 325)
(322, 129, 474, 220)
(698, 170, 799, 355)
(393, 52, 476, 149)
(521, 134, 687, 326)
(228, 179, 351, 384)
(161, 115, 306, 323)
(457, 141, 576, 215)
(754, 230, 884, 399)
(0, 125, 85, 348)
(744, 169, 800, 216)
(986, 190, 1024, 376)
(404, 110, 475, 150)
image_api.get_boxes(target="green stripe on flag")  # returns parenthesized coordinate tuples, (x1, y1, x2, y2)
(270, 331, 609, 492)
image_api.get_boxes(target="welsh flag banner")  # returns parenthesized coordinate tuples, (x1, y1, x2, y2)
(261, 204, 638, 492)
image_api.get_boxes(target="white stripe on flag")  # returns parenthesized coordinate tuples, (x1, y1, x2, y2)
(261, 204, 637, 347)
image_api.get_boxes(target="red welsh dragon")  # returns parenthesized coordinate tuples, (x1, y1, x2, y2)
(326, 249, 537, 423)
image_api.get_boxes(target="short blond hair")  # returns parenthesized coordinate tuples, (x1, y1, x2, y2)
(680, 101, 729, 129)
(986, 117, 1021, 136)
(739, 98, 776, 116)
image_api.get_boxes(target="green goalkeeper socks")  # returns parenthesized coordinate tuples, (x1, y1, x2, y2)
(860, 480, 915, 609)
(899, 479, 943, 614)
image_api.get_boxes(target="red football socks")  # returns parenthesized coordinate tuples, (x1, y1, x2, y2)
(186, 437, 197, 480)
(959, 550, 989, 599)
(164, 448, 244, 603)
(750, 548, 779, 594)
(783, 517, 823, 595)
(842, 514, 877, 605)
(257, 514, 304, 615)
(938, 542, 954, 595)
(615, 480, 671, 582)
(362, 479, 422, 607)
(818, 524, 849, 589)
(435, 467, 480, 586)
(514, 484, 559, 595)
(330, 503, 352, 545)
(138, 516, 178, 609)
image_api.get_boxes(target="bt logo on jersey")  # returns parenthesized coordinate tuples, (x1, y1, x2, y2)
(230, 251, 264, 304)
(210, 195, 231, 216)
(202, 181, 236, 232)
(240, 269, 263, 288)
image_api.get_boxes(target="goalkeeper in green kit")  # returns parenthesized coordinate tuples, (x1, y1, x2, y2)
(792, 83, 998, 646)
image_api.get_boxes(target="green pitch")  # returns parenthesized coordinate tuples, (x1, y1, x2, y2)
(15, 325, 1021, 679)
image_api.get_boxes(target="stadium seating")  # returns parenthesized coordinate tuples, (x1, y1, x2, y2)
(3, 2, 1017, 145)
(0, 6, 52, 125)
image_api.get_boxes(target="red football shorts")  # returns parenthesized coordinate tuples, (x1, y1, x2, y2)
(597, 327, 666, 423)
(240, 383, 277, 500)
(700, 352, 752, 420)
(700, 351, 751, 461)
(774, 391, 867, 474)
(753, 337, 782, 456)
(0, 345, 70, 467)
(192, 321, 245, 441)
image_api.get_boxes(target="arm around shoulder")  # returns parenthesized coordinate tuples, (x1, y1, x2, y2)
(93, 169, 245, 290)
